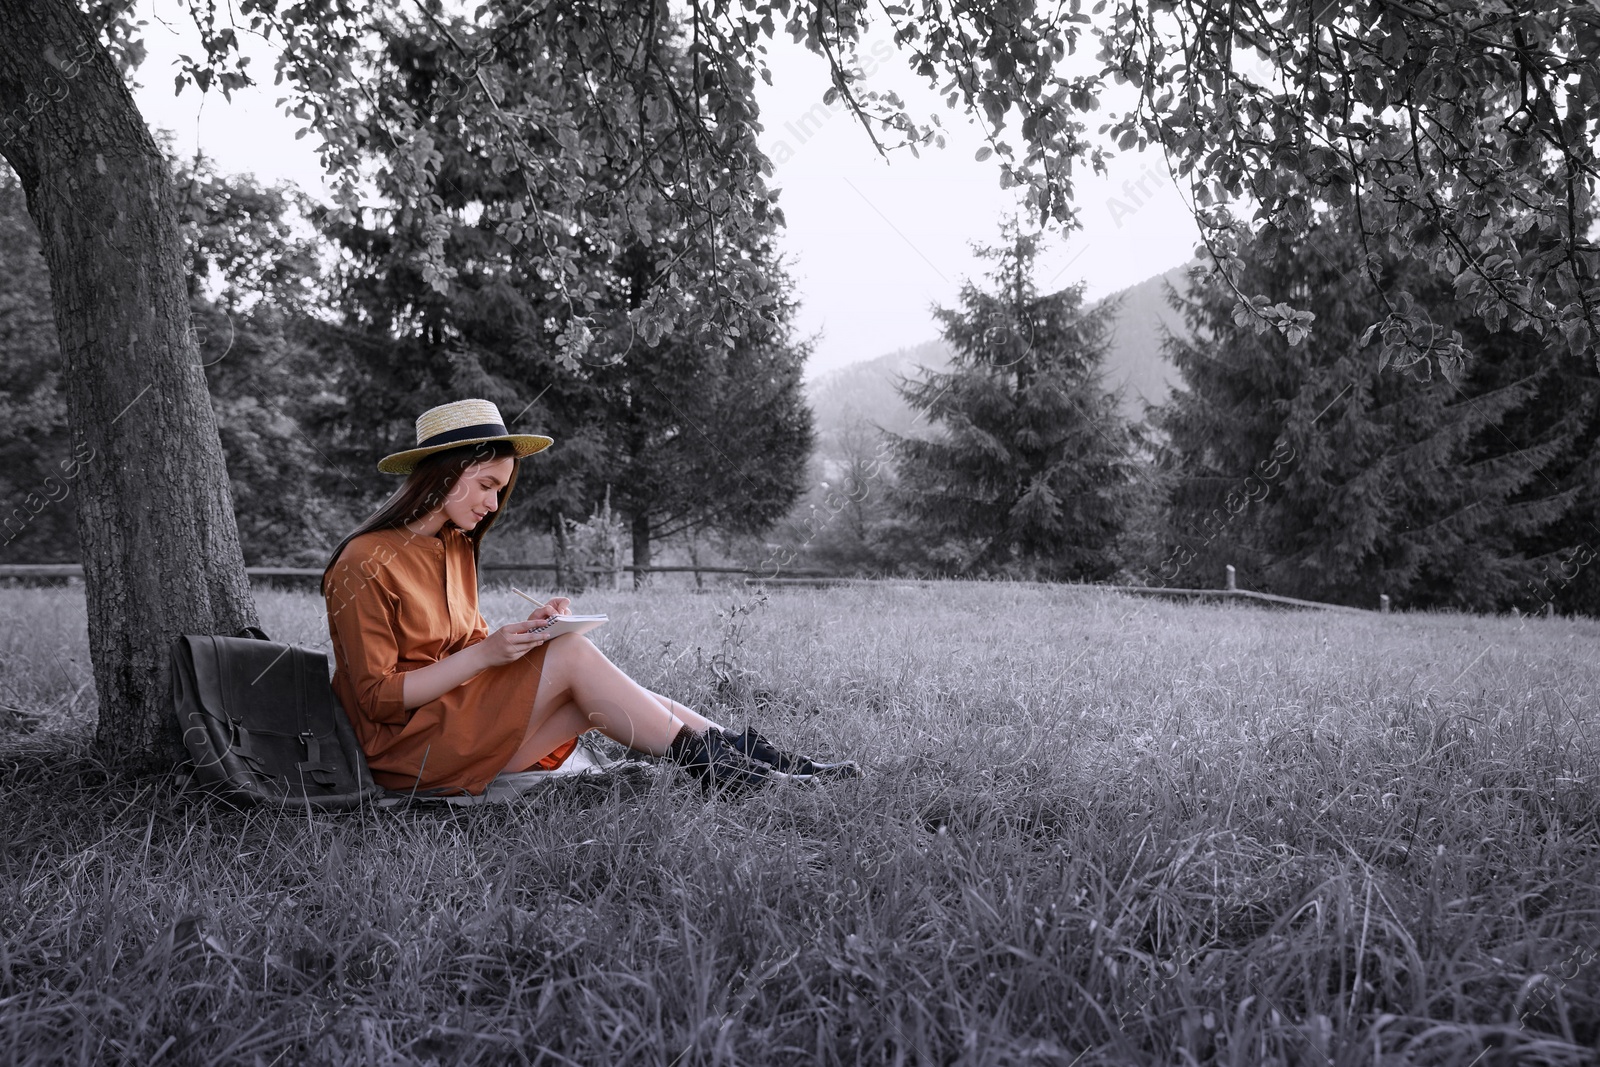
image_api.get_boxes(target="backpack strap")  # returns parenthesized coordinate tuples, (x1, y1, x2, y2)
(217, 627, 276, 784)
(225, 717, 270, 781)
(290, 647, 339, 788)
(296, 729, 338, 788)
(209, 635, 273, 784)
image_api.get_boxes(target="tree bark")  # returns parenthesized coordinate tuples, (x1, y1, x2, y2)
(0, 0, 258, 773)
(687, 529, 703, 590)
(631, 510, 651, 589)
(552, 512, 581, 593)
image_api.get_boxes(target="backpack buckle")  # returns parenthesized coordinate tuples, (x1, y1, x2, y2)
(297, 730, 338, 788)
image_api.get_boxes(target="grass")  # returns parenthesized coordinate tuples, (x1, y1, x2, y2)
(2, 579, 1598, 1065)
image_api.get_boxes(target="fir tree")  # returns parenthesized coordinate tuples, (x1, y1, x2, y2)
(883, 222, 1142, 582)
(1152, 213, 1592, 611)
(595, 243, 814, 581)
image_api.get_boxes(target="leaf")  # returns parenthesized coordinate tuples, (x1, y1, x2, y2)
(975, 145, 993, 162)
(1563, 317, 1591, 353)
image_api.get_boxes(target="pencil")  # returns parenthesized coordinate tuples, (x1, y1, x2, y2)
(510, 587, 547, 609)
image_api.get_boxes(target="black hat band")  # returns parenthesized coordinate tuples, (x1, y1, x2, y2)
(420, 422, 510, 447)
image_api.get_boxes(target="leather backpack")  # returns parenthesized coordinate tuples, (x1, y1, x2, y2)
(170, 627, 383, 810)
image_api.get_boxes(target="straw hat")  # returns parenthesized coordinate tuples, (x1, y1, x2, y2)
(377, 398, 553, 474)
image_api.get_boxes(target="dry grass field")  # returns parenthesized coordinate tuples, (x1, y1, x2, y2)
(2, 580, 1598, 1065)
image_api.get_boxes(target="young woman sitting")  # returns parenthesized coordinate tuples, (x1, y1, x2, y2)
(320, 398, 859, 800)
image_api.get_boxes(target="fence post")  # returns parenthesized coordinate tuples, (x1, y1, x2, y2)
(1224, 564, 1236, 591)
(1380, 594, 1390, 613)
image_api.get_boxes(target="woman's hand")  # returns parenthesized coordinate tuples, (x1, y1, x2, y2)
(526, 595, 572, 626)
(474, 620, 550, 667)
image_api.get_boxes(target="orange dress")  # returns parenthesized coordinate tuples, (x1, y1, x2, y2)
(322, 524, 577, 795)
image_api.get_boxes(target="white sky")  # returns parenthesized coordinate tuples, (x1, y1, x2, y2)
(129, 3, 1199, 380)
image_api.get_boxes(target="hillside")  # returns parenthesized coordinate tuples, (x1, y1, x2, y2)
(1098, 261, 1194, 419)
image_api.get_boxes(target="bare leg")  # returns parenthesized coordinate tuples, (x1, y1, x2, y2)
(645, 689, 721, 734)
(502, 699, 587, 773)
(503, 634, 725, 771)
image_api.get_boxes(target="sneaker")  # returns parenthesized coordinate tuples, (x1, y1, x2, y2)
(725, 725, 862, 780)
(666, 726, 811, 798)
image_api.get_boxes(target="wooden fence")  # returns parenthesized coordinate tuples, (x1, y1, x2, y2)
(0, 560, 1388, 612)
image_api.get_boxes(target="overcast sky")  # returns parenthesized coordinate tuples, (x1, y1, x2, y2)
(130, 3, 1200, 381)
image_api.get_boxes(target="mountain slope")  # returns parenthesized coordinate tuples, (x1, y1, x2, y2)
(1097, 262, 1194, 419)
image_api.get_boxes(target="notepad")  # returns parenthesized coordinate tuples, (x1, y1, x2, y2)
(526, 614, 608, 639)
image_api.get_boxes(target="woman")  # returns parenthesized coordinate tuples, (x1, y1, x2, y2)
(321, 398, 858, 799)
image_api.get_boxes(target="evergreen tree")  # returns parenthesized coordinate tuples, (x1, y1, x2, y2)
(1152, 213, 1593, 611)
(788, 410, 905, 577)
(1462, 286, 1600, 616)
(595, 243, 814, 581)
(883, 222, 1142, 581)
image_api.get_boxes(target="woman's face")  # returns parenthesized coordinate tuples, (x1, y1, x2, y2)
(440, 456, 514, 531)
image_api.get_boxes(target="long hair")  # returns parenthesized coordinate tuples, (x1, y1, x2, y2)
(321, 439, 522, 594)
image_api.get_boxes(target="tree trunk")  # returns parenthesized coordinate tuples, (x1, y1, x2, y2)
(631, 510, 651, 589)
(552, 512, 581, 592)
(687, 530, 703, 590)
(0, 0, 258, 773)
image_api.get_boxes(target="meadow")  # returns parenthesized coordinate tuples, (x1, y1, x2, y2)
(2, 579, 1598, 1066)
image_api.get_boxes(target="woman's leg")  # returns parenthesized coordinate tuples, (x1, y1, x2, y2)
(645, 690, 720, 734)
(504, 634, 723, 769)
(502, 698, 588, 773)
